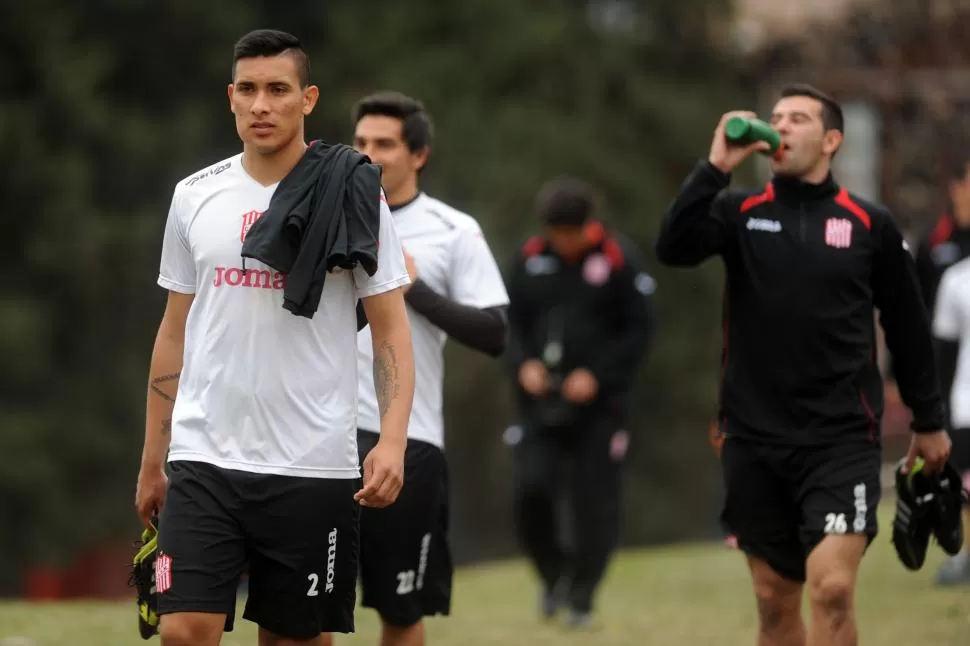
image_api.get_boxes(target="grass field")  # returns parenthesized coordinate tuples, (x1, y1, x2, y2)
(1, 501, 968, 646)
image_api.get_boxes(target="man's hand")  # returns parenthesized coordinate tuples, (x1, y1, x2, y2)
(135, 465, 168, 527)
(905, 430, 952, 474)
(518, 359, 550, 396)
(708, 110, 773, 174)
(402, 248, 418, 292)
(355, 439, 405, 508)
(562, 368, 598, 404)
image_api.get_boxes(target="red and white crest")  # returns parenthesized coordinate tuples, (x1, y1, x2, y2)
(240, 210, 264, 242)
(155, 553, 172, 594)
(824, 218, 853, 249)
(582, 253, 611, 286)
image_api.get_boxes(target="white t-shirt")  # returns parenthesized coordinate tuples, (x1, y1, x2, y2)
(158, 153, 410, 478)
(933, 256, 970, 428)
(356, 193, 509, 448)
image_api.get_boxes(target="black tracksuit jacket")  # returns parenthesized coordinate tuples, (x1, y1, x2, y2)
(656, 160, 945, 446)
(505, 223, 655, 425)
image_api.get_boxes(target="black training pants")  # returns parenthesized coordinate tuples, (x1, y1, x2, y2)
(511, 411, 624, 613)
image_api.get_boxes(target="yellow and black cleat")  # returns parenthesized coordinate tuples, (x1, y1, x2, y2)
(129, 518, 159, 639)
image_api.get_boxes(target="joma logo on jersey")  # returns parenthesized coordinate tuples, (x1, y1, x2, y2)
(825, 218, 853, 248)
(746, 217, 781, 232)
(241, 210, 264, 242)
(213, 266, 285, 289)
(185, 161, 231, 187)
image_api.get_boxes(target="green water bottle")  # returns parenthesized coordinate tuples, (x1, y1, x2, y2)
(724, 116, 781, 156)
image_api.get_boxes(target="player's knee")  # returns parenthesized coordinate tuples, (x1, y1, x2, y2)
(752, 584, 798, 632)
(750, 568, 801, 634)
(807, 570, 853, 618)
(159, 613, 222, 646)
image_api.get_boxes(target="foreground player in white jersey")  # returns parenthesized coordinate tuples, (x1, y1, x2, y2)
(134, 31, 414, 646)
(335, 91, 509, 646)
(932, 255, 970, 585)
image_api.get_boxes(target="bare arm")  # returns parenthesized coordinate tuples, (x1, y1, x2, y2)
(362, 287, 415, 447)
(141, 291, 193, 470)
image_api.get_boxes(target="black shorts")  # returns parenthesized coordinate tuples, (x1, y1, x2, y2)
(357, 429, 452, 627)
(951, 428, 970, 507)
(156, 460, 360, 639)
(720, 438, 881, 583)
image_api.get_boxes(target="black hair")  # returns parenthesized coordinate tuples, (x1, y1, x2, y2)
(943, 145, 970, 183)
(535, 177, 600, 227)
(352, 91, 434, 153)
(779, 83, 844, 133)
(232, 29, 309, 88)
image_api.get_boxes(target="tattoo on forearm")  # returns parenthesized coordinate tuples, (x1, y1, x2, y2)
(161, 419, 172, 436)
(374, 341, 400, 419)
(150, 372, 180, 403)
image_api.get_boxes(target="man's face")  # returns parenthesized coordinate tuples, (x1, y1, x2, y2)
(228, 54, 317, 156)
(949, 163, 970, 226)
(353, 115, 427, 197)
(546, 225, 589, 259)
(768, 95, 841, 177)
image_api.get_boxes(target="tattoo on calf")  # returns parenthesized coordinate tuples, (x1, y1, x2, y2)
(374, 341, 400, 419)
(150, 372, 180, 403)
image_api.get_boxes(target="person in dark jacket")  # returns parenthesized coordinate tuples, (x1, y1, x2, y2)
(504, 177, 655, 627)
(915, 148, 970, 316)
(910, 147, 970, 586)
(655, 83, 952, 646)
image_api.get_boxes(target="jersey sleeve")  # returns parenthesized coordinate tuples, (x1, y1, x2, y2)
(354, 192, 410, 298)
(447, 223, 510, 309)
(157, 189, 197, 294)
(932, 269, 962, 341)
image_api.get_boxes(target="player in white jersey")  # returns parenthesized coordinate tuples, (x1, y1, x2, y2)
(932, 255, 970, 585)
(332, 91, 509, 646)
(134, 31, 415, 646)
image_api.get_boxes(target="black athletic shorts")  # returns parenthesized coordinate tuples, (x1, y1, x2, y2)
(720, 437, 881, 583)
(357, 429, 452, 627)
(156, 460, 361, 639)
(952, 427, 970, 507)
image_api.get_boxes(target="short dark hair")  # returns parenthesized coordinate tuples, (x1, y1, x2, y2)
(943, 145, 970, 182)
(232, 29, 310, 88)
(779, 83, 844, 133)
(352, 91, 434, 153)
(535, 177, 600, 227)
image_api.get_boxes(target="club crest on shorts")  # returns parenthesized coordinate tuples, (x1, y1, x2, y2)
(824, 218, 853, 249)
(155, 552, 172, 594)
(582, 253, 611, 286)
(240, 210, 264, 242)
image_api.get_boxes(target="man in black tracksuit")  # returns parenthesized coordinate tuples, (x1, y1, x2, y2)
(656, 83, 952, 646)
(505, 177, 654, 627)
(913, 148, 970, 585)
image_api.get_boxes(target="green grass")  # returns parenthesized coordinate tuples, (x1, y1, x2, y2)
(1, 501, 968, 645)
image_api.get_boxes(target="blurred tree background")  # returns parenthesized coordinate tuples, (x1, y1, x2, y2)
(0, 0, 763, 595)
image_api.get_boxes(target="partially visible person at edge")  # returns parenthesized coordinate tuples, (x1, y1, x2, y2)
(655, 82, 950, 646)
(915, 147, 970, 315)
(504, 177, 655, 629)
(909, 147, 970, 586)
(930, 254, 970, 586)
(322, 91, 509, 646)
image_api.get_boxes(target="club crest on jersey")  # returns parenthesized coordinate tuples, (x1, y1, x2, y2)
(240, 210, 264, 242)
(582, 253, 611, 286)
(824, 218, 853, 248)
